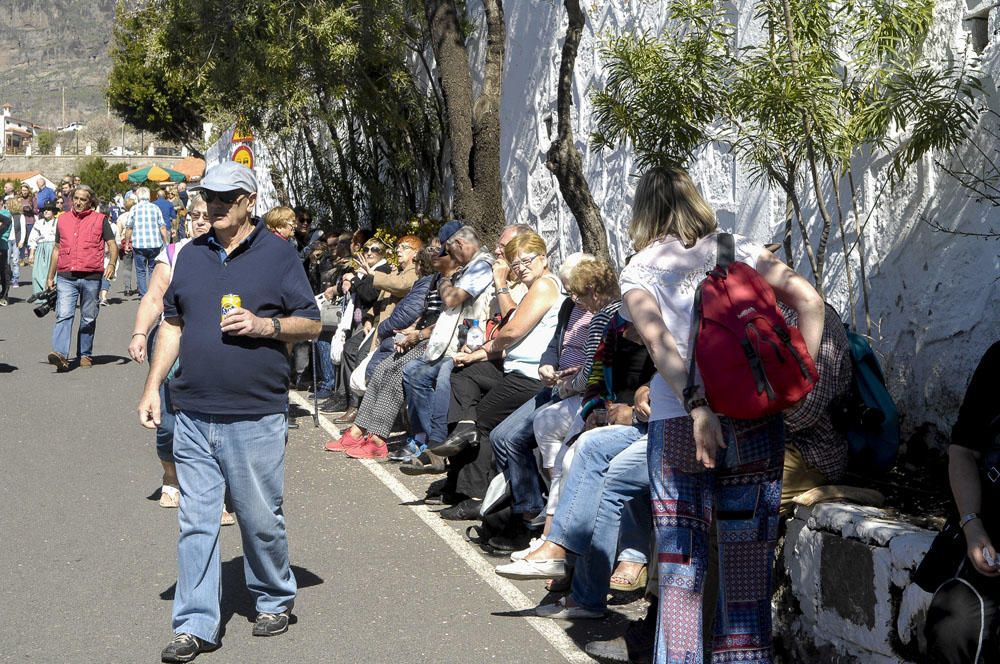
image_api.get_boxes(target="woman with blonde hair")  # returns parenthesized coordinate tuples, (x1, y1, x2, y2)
(428, 231, 566, 519)
(620, 166, 824, 663)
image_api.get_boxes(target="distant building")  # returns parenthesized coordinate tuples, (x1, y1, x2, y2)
(1, 103, 45, 155)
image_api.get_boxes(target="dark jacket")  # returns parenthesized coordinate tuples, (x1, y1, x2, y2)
(377, 274, 433, 341)
(539, 299, 578, 369)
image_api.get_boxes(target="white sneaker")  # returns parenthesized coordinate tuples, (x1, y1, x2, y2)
(495, 557, 567, 580)
(511, 536, 546, 562)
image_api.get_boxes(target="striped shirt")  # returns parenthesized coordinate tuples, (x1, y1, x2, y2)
(558, 305, 595, 370)
(567, 300, 622, 394)
(126, 201, 166, 249)
(419, 273, 445, 329)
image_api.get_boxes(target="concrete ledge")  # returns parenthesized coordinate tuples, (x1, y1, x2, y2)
(776, 502, 937, 663)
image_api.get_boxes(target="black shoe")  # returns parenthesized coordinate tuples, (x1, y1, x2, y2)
(399, 451, 447, 475)
(487, 519, 535, 554)
(319, 396, 347, 413)
(438, 497, 482, 521)
(287, 421, 300, 430)
(252, 611, 289, 637)
(161, 633, 217, 663)
(428, 423, 478, 457)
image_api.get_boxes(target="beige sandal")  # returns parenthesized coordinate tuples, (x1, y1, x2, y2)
(159, 485, 180, 508)
(609, 563, 647, 592)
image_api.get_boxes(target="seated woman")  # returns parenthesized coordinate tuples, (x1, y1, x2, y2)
(489, 256, 620, 545)
(324, 245, 453, 459)
(429, 231, 566, 520)
(923, 340, 1000, 664)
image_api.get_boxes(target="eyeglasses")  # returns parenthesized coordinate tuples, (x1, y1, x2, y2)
(509, 254, 539, 270)
(396, 244, 413, 252)
(188, 211, 209, 220)
(364, 246, 383, 254)
(203, 190, 246, 205)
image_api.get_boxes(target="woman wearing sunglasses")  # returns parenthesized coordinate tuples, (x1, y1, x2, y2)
(127, 194, 235, 525)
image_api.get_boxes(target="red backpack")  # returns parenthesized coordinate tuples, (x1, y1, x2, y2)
(684, 234, 818, 420)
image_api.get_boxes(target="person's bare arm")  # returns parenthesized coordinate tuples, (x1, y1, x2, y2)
(138, 317, 182, 429)
(104, 239, 119, 280)
(949, 445, 999, 576)
(159, 225, 169, 246)
(492, 259, 517, 316)
(124, 228, 133, 246)
(486, 277, 560, 353)
(46, 243, 60, 289)
(440, 280, 472, 309)
(755, 249, 825, 359)
(220, 308, 321, 342)
(128, 263, 171, 363)
(624, 288, 725, 469)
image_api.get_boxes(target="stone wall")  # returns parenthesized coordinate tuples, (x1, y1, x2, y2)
(776, 503, 938, 663)
(0, 155, 184, 181)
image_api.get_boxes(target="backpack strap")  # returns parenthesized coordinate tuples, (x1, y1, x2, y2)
(684, 282, 706, 404)
(717, 233, 735, 271)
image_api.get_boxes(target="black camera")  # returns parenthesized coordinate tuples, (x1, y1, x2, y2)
(27, 287, 57, 318)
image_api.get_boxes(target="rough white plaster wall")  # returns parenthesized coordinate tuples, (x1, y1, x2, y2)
(479, 0, 999, 436)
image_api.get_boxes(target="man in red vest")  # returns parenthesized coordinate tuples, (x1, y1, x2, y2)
(45, 185, 118, 372)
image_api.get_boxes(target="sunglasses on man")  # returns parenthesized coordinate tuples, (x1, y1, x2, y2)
(203, 190, 247, 205)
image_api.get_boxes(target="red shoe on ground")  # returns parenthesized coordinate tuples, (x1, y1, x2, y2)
(325, 429, 365, 452)
(346, 436, 388, 460)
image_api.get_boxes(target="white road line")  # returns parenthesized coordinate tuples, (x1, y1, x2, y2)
(289, 392, 595, 664)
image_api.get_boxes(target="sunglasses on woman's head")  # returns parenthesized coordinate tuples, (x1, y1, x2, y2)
(203, 190, 246, 205)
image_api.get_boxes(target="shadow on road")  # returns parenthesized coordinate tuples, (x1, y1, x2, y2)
(0, 363, 17, 373)
(89, 354, 130, 366)
(160, 560, 324, 632)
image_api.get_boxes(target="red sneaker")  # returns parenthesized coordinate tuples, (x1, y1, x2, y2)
(346, 436, 388, 460)
(324, 430, 365, 452)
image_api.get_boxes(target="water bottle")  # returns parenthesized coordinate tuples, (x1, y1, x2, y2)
(466, 319, 485, 351)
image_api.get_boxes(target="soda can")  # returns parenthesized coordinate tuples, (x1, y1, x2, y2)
(221, 294, 242, 321)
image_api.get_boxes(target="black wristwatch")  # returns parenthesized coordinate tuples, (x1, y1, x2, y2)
(685, 396, 709, 413)
(270, 317, 282, 337)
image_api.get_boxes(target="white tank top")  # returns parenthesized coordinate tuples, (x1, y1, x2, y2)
(504, 273, 565, 380)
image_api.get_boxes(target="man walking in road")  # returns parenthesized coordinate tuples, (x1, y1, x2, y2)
(137, 162, 320, 663)
(46, 185, 118, 372)
(124, 186, 168, 296)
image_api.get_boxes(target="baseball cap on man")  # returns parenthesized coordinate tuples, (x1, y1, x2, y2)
(193, 161, 258, 194)
(437, 220, 464, 256)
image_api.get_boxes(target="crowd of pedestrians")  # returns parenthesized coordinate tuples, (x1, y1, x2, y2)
(8, 159, 992, 664)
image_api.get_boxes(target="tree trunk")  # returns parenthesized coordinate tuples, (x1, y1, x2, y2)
(473, 0, 507, 243)
(545, 0, 610, 263)
(424, 0, 478, 225)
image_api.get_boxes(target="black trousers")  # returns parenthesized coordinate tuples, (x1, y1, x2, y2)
(340, 327, 370, 407)
(447, 361, 542, 499)
(926, 560, 1000, 663)
(0, 244, 9, 299)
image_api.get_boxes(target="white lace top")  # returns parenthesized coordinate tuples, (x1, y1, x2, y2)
(619, 231, 765, 420)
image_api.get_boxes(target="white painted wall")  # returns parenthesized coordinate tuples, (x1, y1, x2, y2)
(483, 0, 999, 438)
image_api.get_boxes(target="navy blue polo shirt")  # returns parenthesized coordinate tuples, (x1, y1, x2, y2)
(163, 219, 320, 415)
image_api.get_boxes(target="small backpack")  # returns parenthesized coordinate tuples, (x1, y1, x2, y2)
(685, 233, 818, 420)
(832, 330, 901, 473)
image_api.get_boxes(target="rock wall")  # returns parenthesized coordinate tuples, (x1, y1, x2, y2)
(777, 503, 938, 663)
(480, 0, 999, 440)
(0, 154, 184, 181)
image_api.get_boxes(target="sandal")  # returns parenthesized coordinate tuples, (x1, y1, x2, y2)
(159, 485, 180, 508)
(609, 563, 647, 592)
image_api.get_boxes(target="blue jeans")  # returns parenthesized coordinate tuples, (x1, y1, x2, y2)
(133, 247, 159, 297)
(315, 339, 337, 392)
(544, 426, 649, 611)
(402, 355, 454, 443)
(52, 275, 101, 358)
(156, 381, 176, 462)
(172, 410, 296, 644)
(490, 388, 556, 515)
(8, 238, 19, 283)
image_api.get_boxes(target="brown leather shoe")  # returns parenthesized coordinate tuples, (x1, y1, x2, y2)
(79, 356, 93, 368)
(334, 406, 358, 425)
(47, 352, 70, 372)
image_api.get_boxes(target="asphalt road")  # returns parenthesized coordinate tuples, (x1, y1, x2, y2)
(0, 272, 646, 663)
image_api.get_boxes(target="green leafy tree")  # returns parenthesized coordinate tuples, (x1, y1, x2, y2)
(34, 130, 57, 155)
(591, 0, 982, 333)
(76, 157, 130, 204)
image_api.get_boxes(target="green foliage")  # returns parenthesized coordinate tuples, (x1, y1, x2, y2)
(76, 157, 130, 204)
(591, 0, 734, 168)
(35, 130, 57, 155)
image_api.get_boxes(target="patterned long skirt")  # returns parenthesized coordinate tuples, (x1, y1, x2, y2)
(354, 341, 428, 439)
(647, 414, 785, 664)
